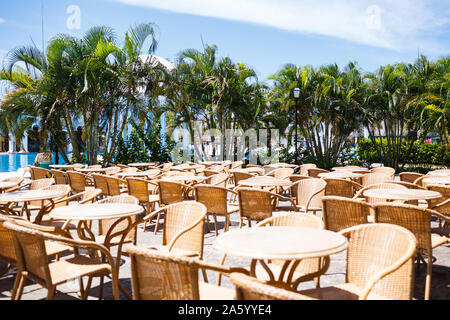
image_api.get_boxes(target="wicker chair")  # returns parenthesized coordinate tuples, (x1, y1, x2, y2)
(288, 175, 312, 204)
(373, 203, 449, 300)
(266, 168, 295, 180)
(425, 184, 450, 235)
(50, 169, 68, 184)
(67, 171, 89, 193)
(104, 166, 121, 175)
(399, 172, 424, 184)
(237, 187, 298, 228)
(307, 168, 329, 178)
(230, 273, 315, 300)
(28, 166, 52, 180)
(323, 178, 362, 198)
(299, 164, 317, 176)
(284, 178, 326, 214)
(105, 175, 127, 196)
(297, 223, 417, 300)
(6, 178, 55, 193)
(390, 181, 426, 190)
(322, 196, 370, 232)
(120, 167, 139, 174)
(232, 171, 255, 187)
(360, 172, 391, 187)
(194, 185, 240, 235)
(203, 173, 229, 188)
(91, 173, 109, 198)
(1, 176, 24, 192)
(370, 167, 395, 180)
(27, 185, 72, 224)
(204, 169, 221, 177)
(3, 220, 119, 300)
(254, 212, 329, 290)
(231, 161, 243, 170)
(126, 178, 160, 232)
(126, 245, 249, 300)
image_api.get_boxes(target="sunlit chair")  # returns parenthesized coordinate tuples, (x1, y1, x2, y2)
(399, 172, 424, 184)
(299, 164, 317, 176)
(322, 196, 370, 232)
(49, 169, 68, 185)
(360, 172, 391, 187)
(323, 178, 362, 198)
(28, 166, 52, 180)
(307, 168, 329, 178)
(370, 167, 395, 180)
(282, 178, 326, 214)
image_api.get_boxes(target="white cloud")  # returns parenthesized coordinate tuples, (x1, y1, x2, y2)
(113, 0, 450, 52)
(0, 18, 5, 23)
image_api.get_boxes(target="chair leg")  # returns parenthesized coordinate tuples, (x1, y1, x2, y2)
(424, 255, 432, 300)
(47, 286, 56, 300)
(225, 215, 230, 232)
(213, 215, 219, 236)
(154, 211, 162, 234)
(201, 267, 208, 283)
(98, 276, 104, 300)
(10, 273, 22, 300)
(13, 272, 27, 300)
(81, 276, 93, 300)
(217, 254, 227, 286)
(205, 214, 211, 233)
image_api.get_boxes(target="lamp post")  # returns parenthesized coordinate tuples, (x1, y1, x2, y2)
(293, 87, 300, 164)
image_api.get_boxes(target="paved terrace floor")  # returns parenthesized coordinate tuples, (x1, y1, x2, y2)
(0, 198, 448, 300)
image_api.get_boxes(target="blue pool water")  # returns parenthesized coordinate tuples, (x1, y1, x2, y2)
(0, 153, 69, 172)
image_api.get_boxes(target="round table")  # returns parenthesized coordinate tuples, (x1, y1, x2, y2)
(231, 167, 265, 175)
(161, 175, 207, 183)
(49, 164, 78, 170)
(363, 188, 442, 202)
(0, 189, 68, 219)
(265, 163, 298, 169)
(0, 181, 19, 192)
(213, 226, 348, 287)
(238, 176, 292, 188)
(422, 177, 450, 186)
(127, 163, 159, 169)
(427, 170, 450, 177)
(318, 171, 364, 179)
(332, 166, 369, 173)
(116, 171, 160, 179)
(75, 168, 110, 173)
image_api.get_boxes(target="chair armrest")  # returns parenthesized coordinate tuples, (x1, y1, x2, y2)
(305, 186, 326, 211)
(167, 212, 206, 252)
(270, 192, 299, 212)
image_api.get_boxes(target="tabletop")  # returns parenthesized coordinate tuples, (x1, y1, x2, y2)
(0, 181, 19, 190)
(422, 177, 450, 186)
(49, 164, 78, 169)
(318, 171, 364, 179)
(213, 226, 348, 260)
(363, 188, 442, 201)
(0, 189, 67, 202)
(231, 167, 265, 174)
(265, 163, 298, 169)
(49, 203, 144, 221)
(161, 175, 207, 182)
(116, 171, 160, 178)
(238, 176, 292, 187)
(332, 166, 369, 172)
(427, 169, 450, 177)
(75, 168, 110, 173)
(127, 162, 159, 167)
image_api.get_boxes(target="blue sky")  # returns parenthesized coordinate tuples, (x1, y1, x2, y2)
(0, 0, 449, 85)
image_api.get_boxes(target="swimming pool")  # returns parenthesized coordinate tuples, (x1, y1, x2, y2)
(0, 153, 69, 172)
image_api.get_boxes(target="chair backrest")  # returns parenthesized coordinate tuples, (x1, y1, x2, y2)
(203, 169, 221, 177)
(194, 185, 228, 215)
(42, 184, 72, 203)
(324, 178, 362, 198)
(389, 181, 426, 190)
(299, 163, 317, 176)
(92, 173, 109, 197)
(230, 273, 314, 300)
(373, 203, 433, 256)
(126, 245, 202, 300)
(162, 201, 207, 258)
(87, 165, 102, 169)
(399, 172, 424, 184)
(256, 212, 324, 229)
(29, 178, 55, 190)
(322, 196, 370, 232)
(341, 223, 416, 300)
(360, 172, 391, 186)
(271, 168, 295, 180)
(105, 176, 126, 196)
(141, 169, 161, 179)
(307, 168, 329, 178)
(233, 171, 255, 186)
(237, 188, 274, 223)
(29, 166, 51, 180)
(204, 173, 229, 188)
(425, 184, 450, 208)
(295, 178, 327, 210)
(0, 215, 24, 266)
(126, 178, 150, 203)
(1, 176, 24, 188)
(49, 169, 68, 185)
(370, 167, 395, 179)
(104, 167, 122, 175)
(120, 167, 138, 173)
(157, 181, 185, 205)
(67, 171, 87, 192)
(231, 161, 243, 170)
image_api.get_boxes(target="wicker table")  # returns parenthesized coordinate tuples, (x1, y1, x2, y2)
(116, 171, 160, 179)
(265, 163, 298, 169)
(161, 175, 207, 183)
(230, 167, 265, 175)
(363, 189, 442, 202)
(127, 162, 158, 170)
(75, 168, 110, 174)
(49, 164, 79, 170)
(332, 166, 369, 173)
(238, 176, 292, 188)
(214, 226, 348, 288)
(422, 177, 450, 186)
(427, 170, 450, 177)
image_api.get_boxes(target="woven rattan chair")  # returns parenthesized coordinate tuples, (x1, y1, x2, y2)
(194, 185, 240, 235)
(360, 172, 392, 187)
(390, 181, 426, 190)
(6, 178, 55, 193)
(299, 164, 317, 176)
(1, 176, 24, 192)
(28, 165, 52, 180)
(67, 171, 89, 193)
(266, 168, 295, 180)
(230, 273, 315, 300)
(3, 220, 119, 300)
(297, 223, 417, 300)
(91, 173, 109, 198)
(126, 245, 249, 300)
(203, 173, 229, 188)
(120, 167, 139, 174)
(400, 172, 424, 184)
(322, 196, 370, 232)
(50, 169, 68, 185)
(203, 169, 221, 177)
(126, 178, 160, 232)
(105, 175, 127, 196)
(288, 175, 312, 204)
(370, 167, 395, 180)
(232, 171, 255, 187)
(283, 178, 326, 214)
(237, 187, 298, 228)
(104, 167, 121, 175)
(425, 184, 450, 236)
(27, 184, 72, 224)
(373, 203, 449, 300)
(230, 161, 243, 170)
(323, 178, 362, 198)
(253, 212, 329, 289)
(307, 168, 329, 178)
